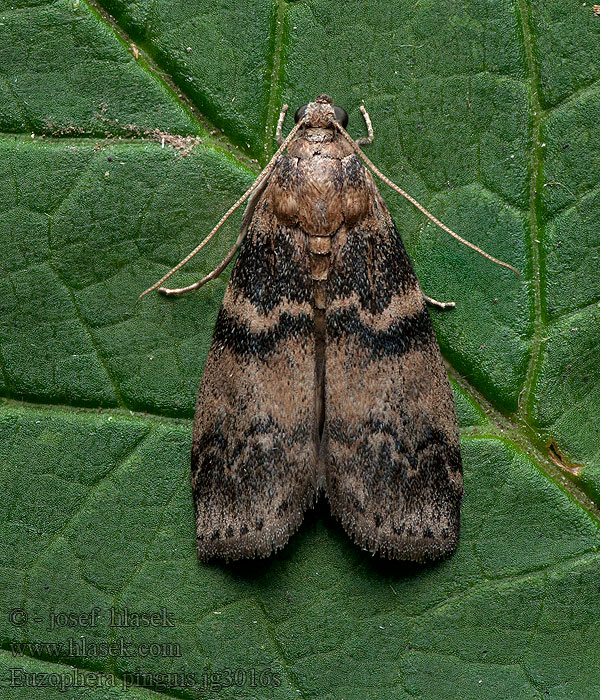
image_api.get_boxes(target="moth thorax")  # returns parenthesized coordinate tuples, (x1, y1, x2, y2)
(303, 127, 335, 143)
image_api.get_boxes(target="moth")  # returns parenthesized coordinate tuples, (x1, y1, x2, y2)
(141, 95, 517, 562)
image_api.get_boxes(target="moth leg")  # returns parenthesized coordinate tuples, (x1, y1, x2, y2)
(275, 104, 289, 145)
(159, 280, 206, 296)
(423, 294, 455, 310)
(159, 226, 248, 296)
(356, 105, 374, 146)
(159, 173, 272, 296)
(139, 119, 305, 300)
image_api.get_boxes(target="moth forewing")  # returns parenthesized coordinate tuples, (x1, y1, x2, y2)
(324, 178, 462, 561)
(190, 173, 320, 561)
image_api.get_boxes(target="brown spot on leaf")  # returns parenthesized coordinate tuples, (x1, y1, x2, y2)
(547, 441, 583, 476)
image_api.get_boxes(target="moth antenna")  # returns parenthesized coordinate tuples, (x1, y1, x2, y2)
(138, 118, 305, 299)
(334, 121, 520, 277)
(158, 224, 247, 296)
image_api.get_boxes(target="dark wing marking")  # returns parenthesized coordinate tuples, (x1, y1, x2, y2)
(192, 187, 319, 561)
(324, 174, 462, 562)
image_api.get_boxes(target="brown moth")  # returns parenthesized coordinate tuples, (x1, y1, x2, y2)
(140, 95, 517, 562)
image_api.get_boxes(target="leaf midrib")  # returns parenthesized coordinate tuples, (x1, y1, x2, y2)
(515, 0, 544, 423)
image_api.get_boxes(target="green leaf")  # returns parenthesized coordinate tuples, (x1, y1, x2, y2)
(1, 0, 599, 698)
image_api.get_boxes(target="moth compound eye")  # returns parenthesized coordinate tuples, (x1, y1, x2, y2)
(333, 106, 348, 128)
(294, 105, 308, 123)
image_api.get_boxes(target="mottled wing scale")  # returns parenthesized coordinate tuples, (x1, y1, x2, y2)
(324, 167, 463, 562)
(191, 185, 320, 561)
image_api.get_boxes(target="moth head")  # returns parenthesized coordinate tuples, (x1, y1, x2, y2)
(294, 95, 348, 129)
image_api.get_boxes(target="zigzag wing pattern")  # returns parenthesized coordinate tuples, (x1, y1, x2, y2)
(324, 177, 463, 561)
(191, 192, 319, 561)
